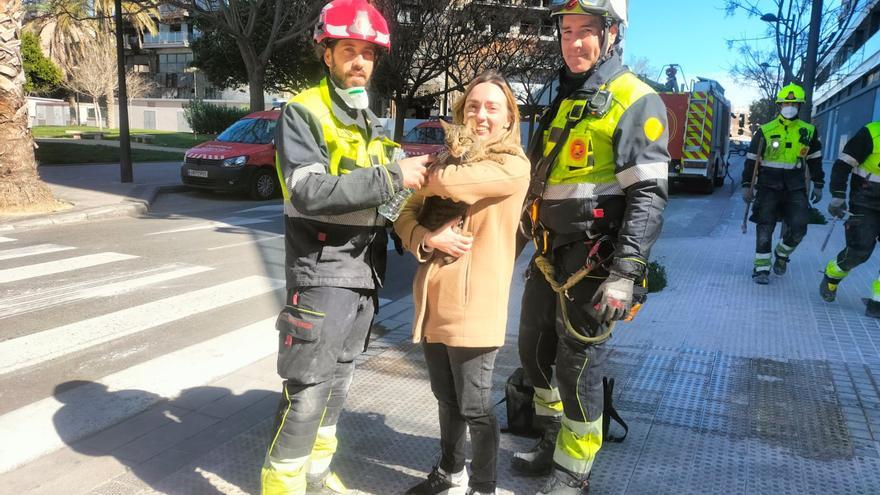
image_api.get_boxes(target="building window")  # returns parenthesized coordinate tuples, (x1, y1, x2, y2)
(159, 53, 192, 73)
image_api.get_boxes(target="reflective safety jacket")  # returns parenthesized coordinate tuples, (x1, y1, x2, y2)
(528, 54, 670, 281)
(830, 121, 880, 210)
(742, 116, 823, 191)
(275, 77, 404, 289)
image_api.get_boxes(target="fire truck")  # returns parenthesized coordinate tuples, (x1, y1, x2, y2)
(655, 65, 732, 193)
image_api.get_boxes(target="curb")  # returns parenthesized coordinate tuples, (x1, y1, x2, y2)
(0, 184, 190, 233)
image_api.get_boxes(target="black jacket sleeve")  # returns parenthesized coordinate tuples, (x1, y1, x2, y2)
(275, 102, 404, 216)
(806, 130, 824, 187)
(742, 128, 764, 187)
(830, 126, 873, 198)
(610, 93, 670, 280)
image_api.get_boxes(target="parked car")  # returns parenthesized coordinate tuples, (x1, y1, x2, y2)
(181, 110, 280, 200)
(399, 119, 448, 157)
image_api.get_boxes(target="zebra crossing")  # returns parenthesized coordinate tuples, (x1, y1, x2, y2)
(0, 235, 285, 473)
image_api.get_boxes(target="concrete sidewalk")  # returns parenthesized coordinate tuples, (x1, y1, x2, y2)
(4, 176, 880, 494)
(0, 162, 185, 233)
(36, 137, 190, 153)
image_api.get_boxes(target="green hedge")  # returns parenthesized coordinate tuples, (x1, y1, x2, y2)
(183, 99, 249, 135)
(647, 260, 668, 293)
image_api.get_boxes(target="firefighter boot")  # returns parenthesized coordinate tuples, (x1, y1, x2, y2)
(773, 256, 789, 276)
(866, 300, 880, 319)
(819, 275, 840, 302)
(537, 469, 589, 495)
(307, 470, 348, 494)
(752, 269, 769, 285)
(512, 418, 561, 476)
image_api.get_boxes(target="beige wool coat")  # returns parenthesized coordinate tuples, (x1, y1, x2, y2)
(394, 140, 530, 348)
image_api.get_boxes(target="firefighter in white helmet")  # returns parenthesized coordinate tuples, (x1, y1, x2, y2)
(260, 1, 430, 493)
(515, 0, 669, 493)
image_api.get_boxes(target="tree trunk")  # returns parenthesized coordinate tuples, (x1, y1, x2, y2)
(248, 68, 265, 112)
(0, 0, 54, 209)
(393, 95, 410, 142)
(67, 93, 78, 125)
(106, 93, 116, 129)
(94, 96, 104, 130)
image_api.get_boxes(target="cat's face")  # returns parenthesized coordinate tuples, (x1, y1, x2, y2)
(440, 120, 478, 159)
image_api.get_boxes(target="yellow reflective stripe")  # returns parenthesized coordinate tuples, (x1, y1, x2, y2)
(553, 415, 603, 475)
(295, 307, 325, 317)
(534, 386, 564, 417)
(380, 164, 396, 195)
(552, 353, 602, 475)
(308, 424, 338, 475)
(262, 386, 309, 495)
(825, 259, 849, 279)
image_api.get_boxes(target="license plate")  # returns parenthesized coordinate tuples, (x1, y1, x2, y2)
(187, 169, 208, 178)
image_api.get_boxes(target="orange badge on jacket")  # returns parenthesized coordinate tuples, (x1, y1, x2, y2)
(570, 138, 587, 162)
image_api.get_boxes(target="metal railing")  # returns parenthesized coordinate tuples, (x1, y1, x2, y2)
(143, 31, 191, 46)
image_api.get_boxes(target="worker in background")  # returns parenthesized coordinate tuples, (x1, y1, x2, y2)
(742, 83, 824, 285)
(260, 1, 431, 493)
(514, 0, 669, 493)
(820, 121, 880, 318)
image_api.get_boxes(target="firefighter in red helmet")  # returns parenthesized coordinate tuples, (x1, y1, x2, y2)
(260, 1, 430, 493)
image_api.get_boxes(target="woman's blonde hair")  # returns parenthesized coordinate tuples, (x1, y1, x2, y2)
(451, 70, 521, 145)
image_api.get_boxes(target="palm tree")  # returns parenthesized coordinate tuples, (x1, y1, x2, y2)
(1, 0, 55, 209)
(26, 0, 159, 127)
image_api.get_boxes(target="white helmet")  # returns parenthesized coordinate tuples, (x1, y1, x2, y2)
(549, 0, 628, 27)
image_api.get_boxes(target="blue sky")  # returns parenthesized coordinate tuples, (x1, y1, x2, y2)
(624, 1, 773, 109)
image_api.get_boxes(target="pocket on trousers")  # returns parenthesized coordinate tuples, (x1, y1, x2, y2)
(275, 305, 326, 383)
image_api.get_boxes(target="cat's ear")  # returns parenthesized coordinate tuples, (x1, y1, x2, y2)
(439, 119, 452, 133)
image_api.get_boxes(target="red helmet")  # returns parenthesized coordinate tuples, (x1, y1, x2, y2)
(314, 0, 391, 50)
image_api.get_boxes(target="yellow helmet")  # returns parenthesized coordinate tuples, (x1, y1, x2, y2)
(549, 0, 628, 26)
(775, 83, 806, 104)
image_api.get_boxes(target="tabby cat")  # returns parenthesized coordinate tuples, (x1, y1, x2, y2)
(417, 120, 520, 263)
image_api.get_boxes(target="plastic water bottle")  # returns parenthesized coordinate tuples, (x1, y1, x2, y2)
(378, 148, 413, 222)
(378, 187, 414, 222)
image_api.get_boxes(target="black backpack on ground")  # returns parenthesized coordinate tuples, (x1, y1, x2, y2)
(499, 367, 628, 443)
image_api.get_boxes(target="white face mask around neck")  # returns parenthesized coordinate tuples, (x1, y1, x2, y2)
(334, 85, 370, 110)
(780, 106, 799, 119)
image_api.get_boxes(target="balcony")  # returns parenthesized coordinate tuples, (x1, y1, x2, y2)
(142, 31, 192, 48)
(814, 26, 880, 105)
(158, 4, 189, 20)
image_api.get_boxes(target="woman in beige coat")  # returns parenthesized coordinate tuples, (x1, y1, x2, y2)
(395, 71, 530, 495)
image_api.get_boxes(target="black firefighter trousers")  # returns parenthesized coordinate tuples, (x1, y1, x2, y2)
(518, 244, 610, 480)
(751, 186, 811, 268)
(261, 286, 375, 494)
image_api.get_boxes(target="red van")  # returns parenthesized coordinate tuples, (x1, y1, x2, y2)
(181, 110, 281, 200)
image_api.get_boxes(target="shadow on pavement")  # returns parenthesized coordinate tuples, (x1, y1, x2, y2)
(52, 380, 272, 494)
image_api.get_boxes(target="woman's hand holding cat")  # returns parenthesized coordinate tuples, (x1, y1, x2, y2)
(424, 219, 472, 258)
(398, 154, 434, 189)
